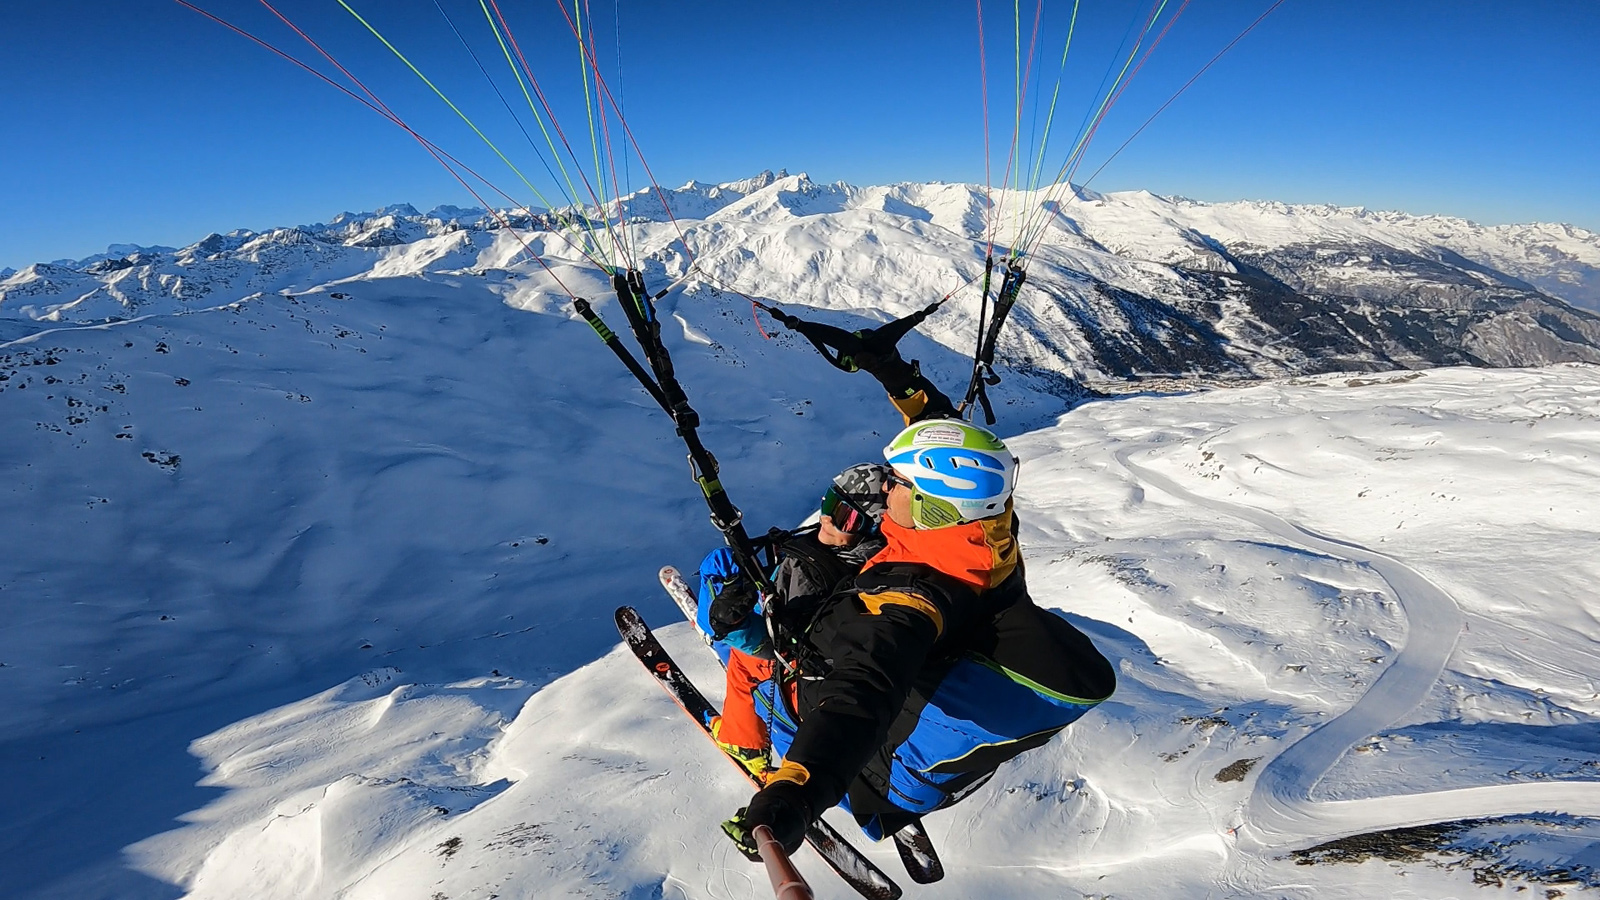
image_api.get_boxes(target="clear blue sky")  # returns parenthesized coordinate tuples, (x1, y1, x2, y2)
(2, 1, 1596, 270)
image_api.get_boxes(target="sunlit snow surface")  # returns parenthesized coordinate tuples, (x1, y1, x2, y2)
(3, 258, 1599, 898)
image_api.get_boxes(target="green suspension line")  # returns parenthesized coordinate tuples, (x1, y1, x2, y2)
(336, 1, 569, 232)
(475, 0, 613, 270)
(573, 0, 624, 269)
(1023, 0, 1082, 198)
(1016, 0, 1171, 254)
(1005, 0, 1028, 249)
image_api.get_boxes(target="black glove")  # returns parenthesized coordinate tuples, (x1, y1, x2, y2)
(707, 574, 757, 640)
(720, 778, 812, 861)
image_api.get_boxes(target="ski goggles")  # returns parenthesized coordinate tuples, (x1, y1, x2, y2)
(821, 485, 873, 535)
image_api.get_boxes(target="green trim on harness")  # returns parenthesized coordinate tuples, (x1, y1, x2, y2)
(921, 724, 1064, 775)
(970, 653, 1112, 707)
(584, 316, 617, 342)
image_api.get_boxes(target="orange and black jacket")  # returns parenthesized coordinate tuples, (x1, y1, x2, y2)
(778, 360, 1116, 819)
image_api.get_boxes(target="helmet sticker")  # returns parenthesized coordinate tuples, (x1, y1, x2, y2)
(887, 448, 1009, 499)
(909, 424, 965, 447)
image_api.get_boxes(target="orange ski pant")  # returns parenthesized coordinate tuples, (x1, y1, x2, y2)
(719, 647, 774, 751)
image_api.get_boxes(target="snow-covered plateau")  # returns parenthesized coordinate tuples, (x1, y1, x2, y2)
(3, 176, 1600, 899)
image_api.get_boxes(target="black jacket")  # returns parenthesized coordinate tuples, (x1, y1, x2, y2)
(783, 539, 1116, 824)
(778, 343, 1115, 822)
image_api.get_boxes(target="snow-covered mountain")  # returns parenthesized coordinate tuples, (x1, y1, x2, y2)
(4, 177, 1600, 899)
(6, 174, 1600, 386)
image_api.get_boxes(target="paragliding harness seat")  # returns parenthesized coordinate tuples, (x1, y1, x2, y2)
(718, 552, 1112, 841)
(582, 265, 1110, 840)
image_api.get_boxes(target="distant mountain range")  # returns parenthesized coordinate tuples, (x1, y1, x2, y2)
(6, 172, 1599, 388)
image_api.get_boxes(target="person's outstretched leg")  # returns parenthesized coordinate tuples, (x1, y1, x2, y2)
(712, 647, 775, 779)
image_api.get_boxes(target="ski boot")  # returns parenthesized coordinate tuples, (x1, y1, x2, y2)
(710, 715, 771, 782)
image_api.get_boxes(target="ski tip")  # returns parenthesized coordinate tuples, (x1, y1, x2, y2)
(659, 565, 685, 589)
(615, 606, 648, 641)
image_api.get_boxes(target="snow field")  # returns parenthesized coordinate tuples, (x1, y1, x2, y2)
(158, 367, 1600, 897)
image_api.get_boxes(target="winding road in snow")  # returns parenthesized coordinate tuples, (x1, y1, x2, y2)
(1116, 448, 1600, 851)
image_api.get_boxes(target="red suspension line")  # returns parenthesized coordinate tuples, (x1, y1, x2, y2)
(549, 0, 701, 274)
(990, 0, 1045, 256)
(1022, 0, 1187, 257)
(253, 0, 586, 269)
(181, 0, 510, 211)
(176, 0, 584, 293)
(1014, 0, 1047, 182)
(1079, 0, 1289, 192)
(582, 0, 633, 263)
(1081, 0, 1192, 152)
(1061, 0, 1168, 181)
(1052, 0, 1167, 186)
(485, 0, 613, 227)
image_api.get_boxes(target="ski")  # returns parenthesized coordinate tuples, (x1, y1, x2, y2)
(891, 822, 944, 884)
(615, 605, 902, 900)
(658, 565, 702, 635)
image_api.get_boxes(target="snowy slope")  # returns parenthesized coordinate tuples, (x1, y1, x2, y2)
(1164, 198, 1600, 313)
(4, 185, 1600, 899)
(17, 343, 1598, 898)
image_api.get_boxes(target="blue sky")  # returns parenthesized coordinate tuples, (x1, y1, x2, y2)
(2, 0, 1596, 269)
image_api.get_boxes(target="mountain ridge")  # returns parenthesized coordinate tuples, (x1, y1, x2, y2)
(6, 173, 1600, 388)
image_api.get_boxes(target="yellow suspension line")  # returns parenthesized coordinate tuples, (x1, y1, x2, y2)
(474, 0, 610, 268)
(573, 0, 624, 268)
(334, 0, 606, 265)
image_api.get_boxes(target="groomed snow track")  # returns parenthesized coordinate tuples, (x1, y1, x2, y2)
(1117, 447, 1600, 854)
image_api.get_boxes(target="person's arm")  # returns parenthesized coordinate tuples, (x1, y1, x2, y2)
(846, 326, 958, 423)
(720, 594, 941, 857)
(722, 573, 968, 857)
(780, 597, 941, 813)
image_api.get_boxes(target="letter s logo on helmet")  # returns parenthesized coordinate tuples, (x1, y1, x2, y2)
(883, 419, 1017, 529)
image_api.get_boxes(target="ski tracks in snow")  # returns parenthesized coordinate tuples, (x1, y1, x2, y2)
(1114, 447, 1600, 854)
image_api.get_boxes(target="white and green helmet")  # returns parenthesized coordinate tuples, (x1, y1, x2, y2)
(883, 419, 1017, 529)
